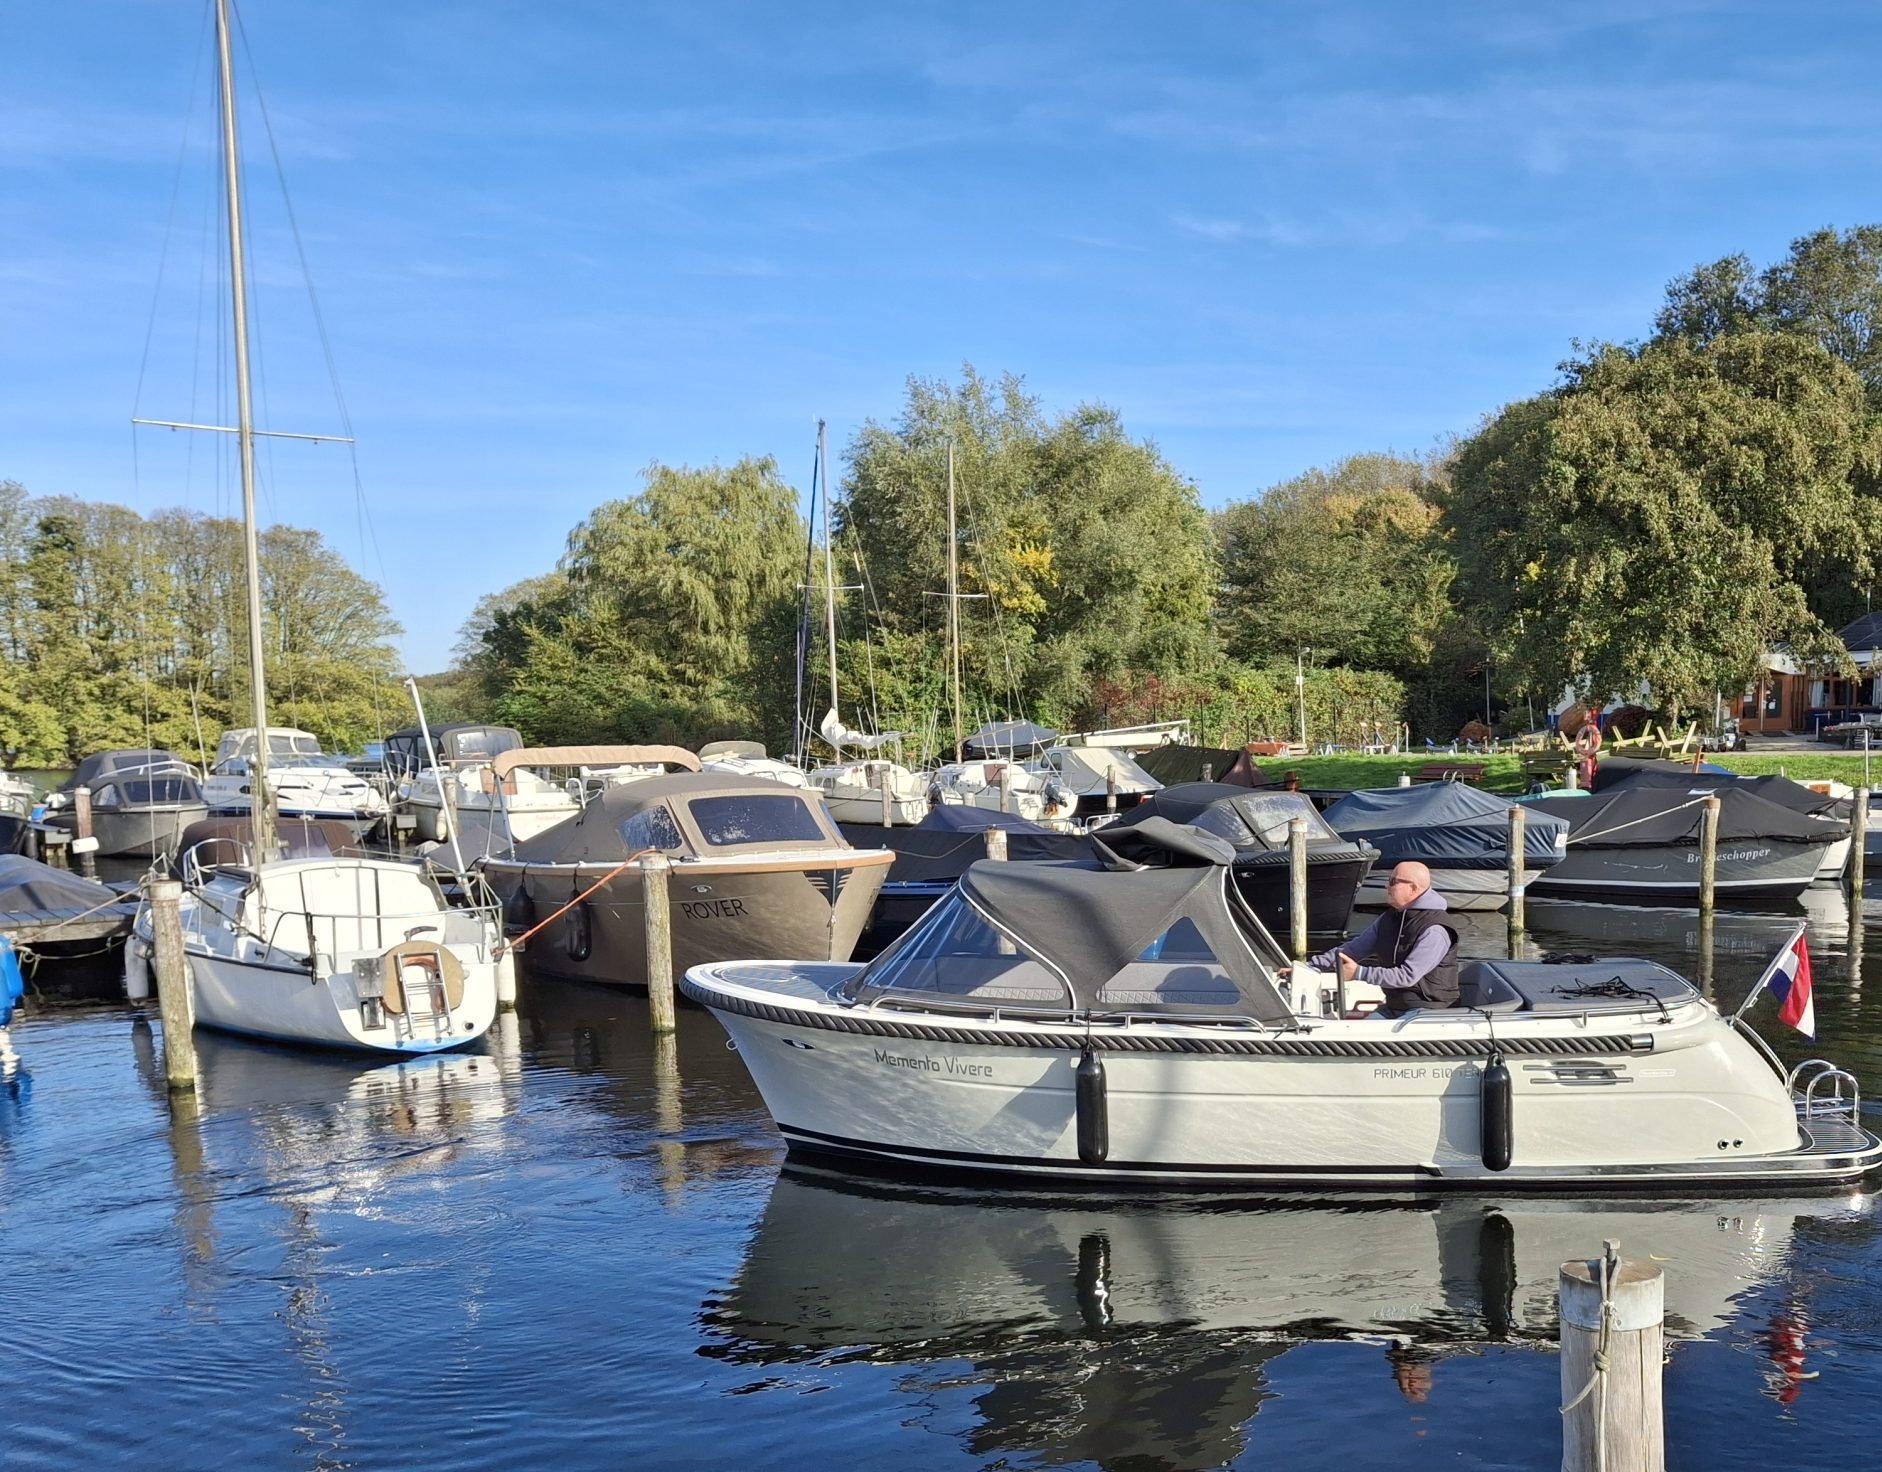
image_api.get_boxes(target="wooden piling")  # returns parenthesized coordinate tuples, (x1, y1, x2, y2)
(640, 854, 676, 1035)
(1507, 804, 1527, 945)
(73, 785, 97, 878)
(999, 764, 1013, 814)
(148, 879, 197, 1092)
(878, 764, 894, 827)
(985, 828, 1009, 861)
(1105, 768, 1118, 813)
(1559, 1245, 1664, 1472)
(1287, 816, 1308, 961)
(1849, 786, 1868, 899)
(1698, 794, 1721, 913)
(1697, 910, 1716, 1002)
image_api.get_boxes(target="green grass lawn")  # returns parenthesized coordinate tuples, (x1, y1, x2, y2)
(1266, 748, 1880, 794)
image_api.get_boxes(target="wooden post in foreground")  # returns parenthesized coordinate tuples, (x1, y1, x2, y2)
(640, 854, 676, 1034)
(1105, 768, 1118, 813)
(1507, 803, 1527, 946)
(1698, 794, 1721, 914)
(148, 879, 197, 1092)
(73, 785, 97, 878)
(877, 765, 894, 827)
(1849, 786, 1868, 899)
(999, 764, 1013, 815)
(984, 828, 1009, 861)
(1287, 816, 1308, 961)
(1559, 1245, 1664, 1472)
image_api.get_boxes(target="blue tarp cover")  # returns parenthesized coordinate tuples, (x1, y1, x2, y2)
(0, 935, 23, 1027)
(1322, 783, 1570, 868)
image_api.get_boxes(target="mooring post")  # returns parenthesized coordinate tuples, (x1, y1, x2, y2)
(1697, 910, 1716, 1002)
(1698, 794, 1721, 913)
(999, 764, 1013, 814)
(877, 764, 893, 827)
(640, 854, 676, 1034)
(1507, 803, 1527, 946)
(1105, 768, 1118, 813)
(73, 785, 97, 879)
(1559, 1244, 1664, 1472)
(1849, 786, 1868, 898)
(1287, 816, 1309, 961)
(148, 879, 197, 1092)
(985, 827, 1009, 862)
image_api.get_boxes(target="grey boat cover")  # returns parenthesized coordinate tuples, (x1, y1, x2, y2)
(504, 771, 853, 864)
(61, 749, 194, 791)
(962, 720, 1059, 757)
(1103, 783, 1376, 868)
(837, 811, 1090, 886)
(178, 817, 368, 868)
(846, 816, 1294, 1020)
(1525, 786, 1842, 847)
(1597, 759, 1850, 821)
(0, 854, 133, 920)
(1322, 783, 1570, 869)
(1135, 744, 1266, 788)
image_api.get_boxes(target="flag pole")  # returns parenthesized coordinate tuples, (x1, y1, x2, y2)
(1730, 921, 1809, 1023)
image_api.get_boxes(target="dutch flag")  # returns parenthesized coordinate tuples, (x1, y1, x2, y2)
(1747, 925, 1816, 1039)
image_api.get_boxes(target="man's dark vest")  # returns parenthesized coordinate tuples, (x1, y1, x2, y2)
(1373, 906, 1461, 1012)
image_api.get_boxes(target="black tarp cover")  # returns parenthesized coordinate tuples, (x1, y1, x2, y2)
(1525, 785, 1843, 847)
(1321, 783, 1570, 868)
(1109, 783, 1349, 848)
(838, 812, 1091, 885)
(1134, 745, 1266, 788)
(1597, 759, 1851, 821)
(62, 749, 190, 791)
(0, 854, 134, 918)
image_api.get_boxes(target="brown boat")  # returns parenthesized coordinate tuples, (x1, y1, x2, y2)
(478, 770, 893, 988)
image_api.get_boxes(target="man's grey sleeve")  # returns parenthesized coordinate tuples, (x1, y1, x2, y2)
(1356, 928, 1448, 992)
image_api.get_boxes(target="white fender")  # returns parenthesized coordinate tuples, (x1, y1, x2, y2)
(123, 937, 151, 1002)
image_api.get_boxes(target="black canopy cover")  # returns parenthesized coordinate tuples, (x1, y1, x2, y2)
(1526, 785, 1844, 847)
(1597, 758, 1851, 821)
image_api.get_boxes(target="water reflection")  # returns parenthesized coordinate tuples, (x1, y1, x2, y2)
(706, 1166, 1877, 1469)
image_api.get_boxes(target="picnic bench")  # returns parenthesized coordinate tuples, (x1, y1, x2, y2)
(1416, 761, 1487, 784)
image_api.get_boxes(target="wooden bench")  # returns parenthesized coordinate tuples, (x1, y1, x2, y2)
(1416, 761, 1487, 784)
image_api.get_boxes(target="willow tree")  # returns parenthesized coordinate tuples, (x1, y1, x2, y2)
(1447, 331, 1882, 718)
(480, 458, 805, 748)
(841, 367, 1216, 734)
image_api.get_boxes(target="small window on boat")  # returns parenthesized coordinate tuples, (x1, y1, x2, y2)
(1099, 917, 1240, 1008)
(92, 784, 120, 810)
(123, 777, 196, 806)
(854, 894, 1067, 1006)
(620, 804, 684, 853)
(687, 794, 827, 847)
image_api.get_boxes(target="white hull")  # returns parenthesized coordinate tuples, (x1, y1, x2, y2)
(1818, 835, 1852, 880)
(139, 858, 502, 1055)
(405, 792, 576, 855)
(686, 961, 1881, 1190)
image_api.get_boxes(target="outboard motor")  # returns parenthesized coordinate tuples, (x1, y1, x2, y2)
(1481, 1046, 1513, 1171)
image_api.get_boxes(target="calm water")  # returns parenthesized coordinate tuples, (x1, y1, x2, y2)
(7, 891, 1882, 1469)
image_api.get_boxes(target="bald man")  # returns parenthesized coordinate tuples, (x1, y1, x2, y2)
(1284, 860, 1461, 1016)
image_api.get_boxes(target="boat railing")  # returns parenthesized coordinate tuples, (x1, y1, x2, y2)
(857, 991, 1296, 1032)
(261, 901, 502, 977)
(1788, 1058, 1862, 1126)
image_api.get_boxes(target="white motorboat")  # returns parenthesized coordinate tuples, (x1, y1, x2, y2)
(806, 757, 933, 825)
(1321, 783, 1571, 913)
(928, 757, 1078, 826)
(699, 740, 810, 789)
(204, 727, 389, 839)
(1026, 743, 1163, 820)
(44, 749, 210, 858)
(125, 0, 504, 1057)
(403, 737, 681, 856)
(684, 817, 1882, 1189)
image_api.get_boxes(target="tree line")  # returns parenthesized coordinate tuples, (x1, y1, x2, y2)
(15, 226, 1882, 766)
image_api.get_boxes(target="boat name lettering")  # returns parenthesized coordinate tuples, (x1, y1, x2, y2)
(1371, 1063, 1478, 1081)
(871, 1047, 992, 1078)
(679, 897, 749, 921)
(1686, 847, 1771, 864)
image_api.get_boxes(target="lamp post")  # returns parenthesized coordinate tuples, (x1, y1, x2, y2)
(1295, 648, 1309, 750)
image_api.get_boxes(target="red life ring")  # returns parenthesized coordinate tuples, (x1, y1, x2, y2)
(1572, 723, 1603, 758)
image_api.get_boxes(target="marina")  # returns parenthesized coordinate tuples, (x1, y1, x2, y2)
(7, 887, 1882, 1469)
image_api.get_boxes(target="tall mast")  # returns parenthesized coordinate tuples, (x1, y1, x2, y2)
(819, 420, 841, 763)
(947, 439, 963, 763)
(216, 0, 276, 863)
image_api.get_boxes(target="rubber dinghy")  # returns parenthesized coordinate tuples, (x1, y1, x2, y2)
(682, 817, 1881, 1190)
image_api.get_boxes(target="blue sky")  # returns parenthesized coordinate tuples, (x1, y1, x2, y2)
(5, 2, 1882, 673)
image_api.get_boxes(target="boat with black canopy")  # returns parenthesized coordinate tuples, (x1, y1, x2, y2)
(44, 749, 209, 859)
(1595, 758, 1854, 879)
(683, 817, 1881, 1189)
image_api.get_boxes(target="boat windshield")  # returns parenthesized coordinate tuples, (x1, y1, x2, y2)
(1220, 793, 1340, 846)
(685, 794, 828, 848)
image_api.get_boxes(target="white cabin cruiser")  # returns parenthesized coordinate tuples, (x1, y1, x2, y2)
(928, 759, 1079, 827)
(807, 758, 933, 825)
(204, 727, 388, 839)
(684, 818, 1882, 1190)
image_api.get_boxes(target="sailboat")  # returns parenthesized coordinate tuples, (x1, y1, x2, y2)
(800, 421, 933, 824)
(127, 0, 502, 1055)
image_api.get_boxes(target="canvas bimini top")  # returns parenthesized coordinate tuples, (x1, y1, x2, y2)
(844, 817, 1295, 1022)
(503, 770, 855, 865)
